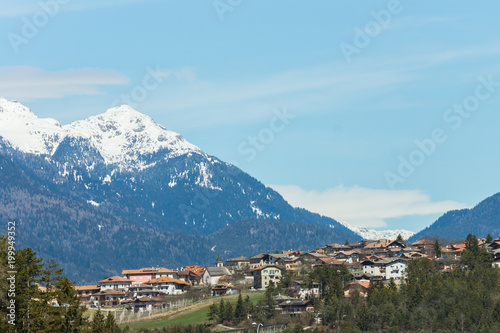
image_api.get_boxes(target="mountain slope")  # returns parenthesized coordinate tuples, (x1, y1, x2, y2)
(0, 98, 361, 282)
(409, 193, 500, 242)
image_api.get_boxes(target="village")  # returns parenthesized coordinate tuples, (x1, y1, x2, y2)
(73, 235, 500, 317)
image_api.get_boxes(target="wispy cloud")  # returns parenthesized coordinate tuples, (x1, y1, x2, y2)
(270, 184, 468, 229)
(145, 64, 415, 128)
(0, 66, 130, 100)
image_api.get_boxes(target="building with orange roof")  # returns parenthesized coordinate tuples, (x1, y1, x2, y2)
(147, 276, 189, 295)
(75, 285, 100, 302)
(122, 267, 176, 285)
(343, 280, 371, 297)
(98, 276, 132, 292)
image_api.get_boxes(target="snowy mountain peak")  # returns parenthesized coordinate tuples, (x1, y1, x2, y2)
(338, 221, 415, 240)
(0, 98, 203, 170)
(0, 97, 63, 155)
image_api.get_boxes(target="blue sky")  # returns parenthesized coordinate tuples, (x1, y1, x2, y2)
(1, 0, 500, 231)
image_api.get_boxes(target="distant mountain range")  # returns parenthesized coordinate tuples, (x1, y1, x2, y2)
(408, 193, 500, 243)
(0, 98, 360, 283)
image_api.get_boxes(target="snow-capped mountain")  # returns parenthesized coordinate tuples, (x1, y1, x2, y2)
(0, 97, 202, 170)
(339, 221, 415, 240)
(0, 97, 363, 282)
(0, 96, 360, 254)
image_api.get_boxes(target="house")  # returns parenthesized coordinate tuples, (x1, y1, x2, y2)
(288, 280, 320, 299)
(211, 282, 237, 296)
(147, 276, 190, 295)
(275, 297, 314, 315)
(324, 243, 351, 253)
(122, 267, 176, 285)
(361, 258, 407, 280)
(334, 250, 361, 263)
(176, 270, 202, 285)
(363, 239, 393, 251)
(74, 285, 100, 303)
(128, 285, 164, 298)
(249, 253, 269, 269)
(98, 276, 132, 292)
(91, 289, 131, 307)
(202, 266, 232, 286)
(300, 251, 327, 262)
(410, 239, 435, 255)
(268, 253, 288, 264)
(277, 257, 301, 272)
(225, 256, 251, 272)
(343, 280, 371, 298)
(348, 240, 373, 250)
(314, 257, 345, 267)
(252, 264, 283, 289)
(122, 297, 163, 312)
(282, 250, 304, 258)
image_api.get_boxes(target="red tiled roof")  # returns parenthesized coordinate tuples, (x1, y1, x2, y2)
(98, 276, 132, 284)
(122, 267, 176, 275)
(148, 276, 190, 286)
(75, 285, 100, 291)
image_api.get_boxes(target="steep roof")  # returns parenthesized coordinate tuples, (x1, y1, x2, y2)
(205, 266, 232, 277)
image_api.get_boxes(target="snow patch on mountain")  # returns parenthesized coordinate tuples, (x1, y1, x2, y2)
(339, 221, 415, 240)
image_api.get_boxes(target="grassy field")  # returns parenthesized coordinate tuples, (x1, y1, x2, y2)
(120, 291, 265, 330)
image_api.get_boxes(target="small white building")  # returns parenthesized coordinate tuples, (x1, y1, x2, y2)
(361, 258, 407, 280)
(202, 267, 232, 286)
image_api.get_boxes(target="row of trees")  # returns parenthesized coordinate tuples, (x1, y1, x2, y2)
(207, 291, 277, 325)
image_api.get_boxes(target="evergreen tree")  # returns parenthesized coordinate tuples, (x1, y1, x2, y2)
(207, 302, 219, 323)
(486, 234, 493, 243)
(233, 293, 246, 322)
(223, 302, 233, 322)
(395, 234, 405, 244)
(104, 311, 120, 333)
(217, 298, 225, 322)
(90, 309, 106, 333)
(434, 239, 442, 258)
(344, 239, 350, 246)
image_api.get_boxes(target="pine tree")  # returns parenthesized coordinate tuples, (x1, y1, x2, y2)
(207, 302, 219, 323)
(90, 309, 106, 333)
(223, 302, 234, 323)
(486, 234, 493, 243)
(234, 293, 246, 322)
(434, 239, 442, 258)
(396, 234, 405, 244)
(104, 311, 120, 333)
(217, 298, 225, 323)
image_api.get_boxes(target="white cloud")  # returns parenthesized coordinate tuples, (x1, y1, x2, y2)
(270, 184, 468, 229)
(0, 66, 130, 100)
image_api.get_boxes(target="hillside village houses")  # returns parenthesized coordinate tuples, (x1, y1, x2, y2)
(73, 236, 500, 310)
